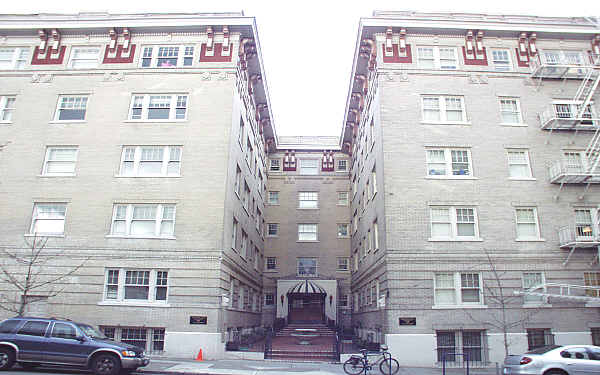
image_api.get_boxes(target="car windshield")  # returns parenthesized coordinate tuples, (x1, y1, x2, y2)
(526, 345, 562, 354)
(76, 324, 107, 339)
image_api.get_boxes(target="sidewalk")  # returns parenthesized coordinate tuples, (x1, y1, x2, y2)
(139, 358, 500, 375)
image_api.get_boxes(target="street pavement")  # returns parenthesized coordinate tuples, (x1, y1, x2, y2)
(139, 358, 501, 375)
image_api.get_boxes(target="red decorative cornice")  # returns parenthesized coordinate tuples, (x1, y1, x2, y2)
(382, 44, 412, 63)
(103, 44, 136, 64)
(462, 46, 488, 66)
(200, 43, 233, 62)
(31, 45, 66, 65)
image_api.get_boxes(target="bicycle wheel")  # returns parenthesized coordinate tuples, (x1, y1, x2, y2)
(379, 357, 399, 375)
(343, 357, 366, 375)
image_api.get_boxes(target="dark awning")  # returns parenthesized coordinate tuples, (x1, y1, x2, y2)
(287, 280, 327, 295)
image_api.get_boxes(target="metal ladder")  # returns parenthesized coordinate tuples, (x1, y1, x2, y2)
(581, 68, 600, 173)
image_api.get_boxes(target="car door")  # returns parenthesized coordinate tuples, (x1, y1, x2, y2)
(560, 347, 600, 375)
(585, 347, 600, 373)
(13, 320, 49, 362)
(45, 322, 91, 365)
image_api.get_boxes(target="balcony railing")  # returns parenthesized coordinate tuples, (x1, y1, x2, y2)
(539, 106, 599, 130)
(530, 54, 600, 79)
(517, 282, 600, 301)
(558, 226, 600, 248)
(548, 159, 600, 184)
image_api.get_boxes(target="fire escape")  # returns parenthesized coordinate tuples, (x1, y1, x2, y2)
(515, 33, 600, 303)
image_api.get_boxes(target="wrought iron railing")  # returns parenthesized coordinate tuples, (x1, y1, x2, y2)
(558, 225, 600, 247)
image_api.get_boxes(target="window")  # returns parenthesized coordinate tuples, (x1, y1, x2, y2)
(337, 159, 348, 172)
(437, 331, 485, 364)
(299, 159, 319, 175)
(338, 191, 349, 206)
(426, 148, 472, 177)
(129, 94, 188, 121)
(101, 326, 165, 353)
(268, 191, 279, 205)
(297, 258, 317, 276)
(575, 209, 596, 239)
(42, 147, 78, 176)
(298, 192, 318, 209)
(430, 207, 479, 240)
(298, 224, 318, 241)
(110, 204, 175, 238)
(523, 272, 546, 304)
(373, 221, 379, 251)
(0, 47, 28, 69)
(267, 223, 279, 237)
(54, 95, 88, 121)
(69, 47, 101, 69)
(50, 322, 77, 340)
(242, 183, 250, 211)
(231, 219, 238, 250)
(422, 96, 466, 123)
(338, 223, 349, 238)
(141, 45, 194, 68)
(0, 95, 16, 122)
(241, 231, 248, 258)
(584, 272, 600, 298)
(541, 50, 584, 66)
(119, 146, 181, 177)
(371, 168, 377, 198)
(417, 46, 458, 69)
(553, 101, 595, 123)
(499, 98, 522, 124)
(339, 295, 348, 307)
(266, 257, 277, 270)
(104, 269, 168, 303)
(527, 329, 554, 350)
(507, 150, 532, 178)
(30, 203, 66, 235)
(490, 49, 512, 71)
(592, 328, 600, 346)
(265, 293, 274, 305)
(270, 159, 281, 171)
(434, 272, 483, 306)
(337, 257, 349, 271)
(515, 208, 541, 240)
(17, 321, 49, 337)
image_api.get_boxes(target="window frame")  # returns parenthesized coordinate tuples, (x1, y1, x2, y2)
(127, 94, 188, 122)
(109, 203, 176, 239)
(417, 46, 459, 70)
(52, 95, 89, 122)
(42, 146, 79, 176)
(490, 49, 513, 71)
(118, 145, 182, 177)
(337, 159, 348, 172)
(434, 272, 484, 307)
(337, 223, 350, 238)
(337, 257, 349, 271)
(266, 257, 277, 271)
(298, 223, 318, 242)
(268, 191, 279, 205)
(0, 95, 16, 123)
(29, 202, 67, 236)
(298, 191, 319, 209)
(299, 159, 319, 175)
(426, 148, 474, 178)
(102, 268, 169, 305)
(0, 46, 29, 70)
(68, 46, 102, 69)
(269, 159, 281, 172)
(514, 207, 542, 241)
(421, 95, 468, 124)
(140, 45, 195, 68)
(337, 191, 349, 206)
(499, 97, 524, 125)
(506, 149, 533, 179)
(522, 272, 548, 306)
(267, 223, 279, 237)
(429, 206, 481, 241)
(297, 257, 318, 277)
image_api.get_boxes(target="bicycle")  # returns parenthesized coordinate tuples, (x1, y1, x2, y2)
(343, 344, 400, 375)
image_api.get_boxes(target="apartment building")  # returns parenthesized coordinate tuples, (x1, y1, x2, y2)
(262, 136, 352, 329)
(0, 12, 275, 359)
(343, 12, 600, 366)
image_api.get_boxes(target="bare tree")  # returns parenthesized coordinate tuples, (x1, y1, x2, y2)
(465, 249, 541, 357)
(0, 236, 87, 317)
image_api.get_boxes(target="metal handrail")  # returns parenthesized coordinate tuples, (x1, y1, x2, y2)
(558, 225, 600, 246)
(442, 352, 470, 375)
(539, 107, 599, 129)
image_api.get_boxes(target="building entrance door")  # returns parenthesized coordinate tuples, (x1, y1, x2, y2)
(287, 293, 325, 323)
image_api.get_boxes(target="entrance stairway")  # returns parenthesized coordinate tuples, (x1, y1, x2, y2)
(269, 323, 337, 361)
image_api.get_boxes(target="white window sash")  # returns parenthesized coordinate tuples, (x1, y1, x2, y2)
(491, 49, 512, 71)
(430, 207, 479, 240)
(499, 98, 523, 124)
(30, 203, 67, 235)
(506, 149, 532, 178)
(418, 46, 458, 69)
(515, 207, 541, 240)
(119, 146, 181, 176)
(111, 204, 176, 238)
(128, 94, 188, 121)
(435, 272, 483, 306)
(104, 269, 168, 303)
(140, 45, 194, 68)
(69, 47, 101, 69)
(53, 95, 89, 122)
(0, 96, 16, 122)
(42, 147, 78, 176)
(426, 148, 473, 177)
(298, 224, 318, 241)
(0, 47, 28, 70)
(422, 96, 466, 123)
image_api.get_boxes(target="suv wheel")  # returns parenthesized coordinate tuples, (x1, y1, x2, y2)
(0, 348, 15, 371)
(92, 353, 121, 375)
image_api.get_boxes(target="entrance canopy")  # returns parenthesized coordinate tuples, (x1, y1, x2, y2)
(287, 279, 327, 295)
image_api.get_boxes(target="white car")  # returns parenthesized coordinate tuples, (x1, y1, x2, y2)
(503, 345, 600, 375)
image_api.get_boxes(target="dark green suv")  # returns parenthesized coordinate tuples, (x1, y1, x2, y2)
(0, 317, 150, 375)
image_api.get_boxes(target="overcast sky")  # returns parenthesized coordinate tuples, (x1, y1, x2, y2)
(3, 1, 599, 137)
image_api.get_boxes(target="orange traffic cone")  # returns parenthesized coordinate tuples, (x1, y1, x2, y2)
(195, 349, 203, 361)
